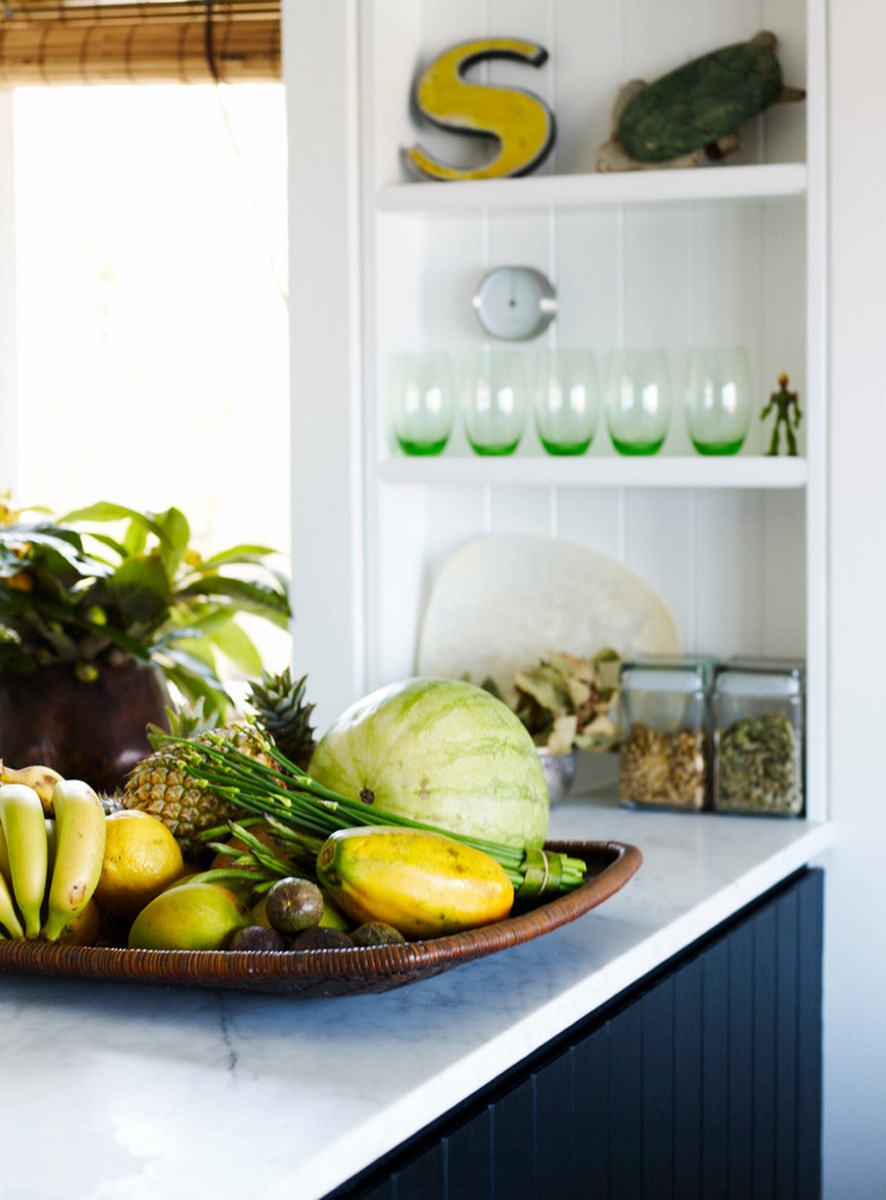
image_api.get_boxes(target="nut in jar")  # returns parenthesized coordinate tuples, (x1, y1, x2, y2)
(712, 660, 805, 817)
(617, 661, 712, 813)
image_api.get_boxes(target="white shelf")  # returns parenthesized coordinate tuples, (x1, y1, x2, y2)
(378, 454, 808, 489)
(376, 162, 808, 215)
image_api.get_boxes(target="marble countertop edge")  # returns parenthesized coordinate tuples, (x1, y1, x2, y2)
(266, 818, 835, 1200)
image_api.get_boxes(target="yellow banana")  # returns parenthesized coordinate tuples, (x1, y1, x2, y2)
(41, 779, 106, 943)
(0, 783, 49, 938)
(0, 823, 10, 885)
(0, 762, 65, 815)
(0, 860, 24, 939)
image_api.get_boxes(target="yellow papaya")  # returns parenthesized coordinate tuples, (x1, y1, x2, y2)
(315, 826, 514, 939)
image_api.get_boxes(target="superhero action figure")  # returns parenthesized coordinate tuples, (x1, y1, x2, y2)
(761, 372, 802, 456)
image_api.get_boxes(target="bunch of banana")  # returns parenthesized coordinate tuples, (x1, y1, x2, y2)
(0, 770, 107, 943)
(0, 761, 64, 814)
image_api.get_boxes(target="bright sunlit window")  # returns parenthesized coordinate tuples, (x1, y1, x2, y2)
(11, 82, 290, 671)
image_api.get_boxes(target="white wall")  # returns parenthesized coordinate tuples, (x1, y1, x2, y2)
(821, 2, 886, 1194)
(0, 92, 16, 490)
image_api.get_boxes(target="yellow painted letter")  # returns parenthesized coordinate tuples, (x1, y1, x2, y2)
(405, 38, 555, 182)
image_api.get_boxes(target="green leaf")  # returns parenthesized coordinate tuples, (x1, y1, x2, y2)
(121, 518, 148, 559)
(105, 558, 171, 624)
(156, 660, 232, 719)
(198, 544, 282, 568)
(164, 634, 218, 672)
(78, 531, 128, 565)
(60, 502, 168, 541)
(0, 527, 93, 578)
(176, 575, 290, 617)
(208, 617, 264, 677)
(156, 507, 191, 579)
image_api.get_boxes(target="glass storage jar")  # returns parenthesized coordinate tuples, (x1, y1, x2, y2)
(712, 660, 805, 816)
(618, 660, 711, 812)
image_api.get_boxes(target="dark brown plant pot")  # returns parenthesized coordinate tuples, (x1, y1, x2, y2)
(0, 658, 169, 794)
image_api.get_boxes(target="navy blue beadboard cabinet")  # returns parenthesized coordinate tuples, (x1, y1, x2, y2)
(330, 869, 823, 1200)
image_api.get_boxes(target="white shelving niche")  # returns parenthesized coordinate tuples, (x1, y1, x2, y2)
(288, 0, 827, 822)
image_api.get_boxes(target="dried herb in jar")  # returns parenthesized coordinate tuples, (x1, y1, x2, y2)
(715, 713, 802, 815)
(619, 723, 706, 812)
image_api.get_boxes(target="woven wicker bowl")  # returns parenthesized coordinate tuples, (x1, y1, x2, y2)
(0, 839, 642, 997)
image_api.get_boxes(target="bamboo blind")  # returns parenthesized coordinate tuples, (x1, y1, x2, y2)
(0, 2, 281, 85)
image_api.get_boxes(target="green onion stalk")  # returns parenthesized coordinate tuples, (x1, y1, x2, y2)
(171, 730, 587, 901)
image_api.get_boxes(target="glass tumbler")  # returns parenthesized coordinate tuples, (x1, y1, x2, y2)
(533, 349, 599, 455)
(388, 351, 455, 456)
(683, 346, 752, 455)
(605, 348, 671, 455)
(461, 349, 527, 456)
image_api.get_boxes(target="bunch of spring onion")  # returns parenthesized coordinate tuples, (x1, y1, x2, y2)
(171, 728, 588, 902)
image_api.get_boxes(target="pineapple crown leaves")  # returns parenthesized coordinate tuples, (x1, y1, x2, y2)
(146, 699, 225, 751)
(143, 666, 317, 760)
(0, 498, 291, 713)
(247, 666, 317, 768)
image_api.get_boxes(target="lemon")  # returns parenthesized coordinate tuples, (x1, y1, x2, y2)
(128, 882, 251, 950)
(94, 810, 185, 920)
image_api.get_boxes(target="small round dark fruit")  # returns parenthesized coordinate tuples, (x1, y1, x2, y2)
(351, 921, 406, 947)
(228, 925, 289, 952)
(290, 927, 354, 951)
(265, 877, 325, 936)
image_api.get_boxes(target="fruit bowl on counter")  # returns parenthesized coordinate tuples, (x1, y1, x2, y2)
(0, 839, 641, 997)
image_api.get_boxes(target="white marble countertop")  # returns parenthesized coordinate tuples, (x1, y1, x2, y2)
(0, 792, 832, 1200)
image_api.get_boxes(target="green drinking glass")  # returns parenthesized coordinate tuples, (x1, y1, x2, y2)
(533, 348, 599, 456)
(461, 349, 527, 456)
(605, 348, 672, 456)
(683, 346, 752, 455)
(388, 351, 455, 456)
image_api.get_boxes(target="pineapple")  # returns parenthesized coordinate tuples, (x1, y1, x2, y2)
(248, 666, 316, 770)
(121, 670, 317, 859)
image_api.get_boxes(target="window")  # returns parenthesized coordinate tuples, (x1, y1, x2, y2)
(9, 81, 290, 673)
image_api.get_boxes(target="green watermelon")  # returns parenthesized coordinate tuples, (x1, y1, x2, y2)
(307, 677, 549, 851)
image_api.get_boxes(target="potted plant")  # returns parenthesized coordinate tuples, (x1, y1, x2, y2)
(483, 649, 620, 801)
(0, 497, 290, 791)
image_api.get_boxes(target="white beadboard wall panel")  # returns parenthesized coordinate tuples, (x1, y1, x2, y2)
(365, 0, 420, 188)
(693, 0, 769, 52)
(761, 488, 806, 657)
(553, 488, 624, 561)
(622, 0, 694, 81)
(762, 200, 807, 455)
(692, 490, 766, 655)
(371, 484, 430, 685)
(487, 211, 551, 282)
(554, 209, 621, 361)
(423, 484, 488, 580)
(622, 488, 696, 647)
(373, 217, 426, 466)
(761, 0, 808, 164)
(286, 0, 365, 727)
(488, 484, 552, 534)
(690, 205, 763, 346)
(622, 207, 692, 347)
(420, 218, 485, 350)
(550, 0, 623, 175)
